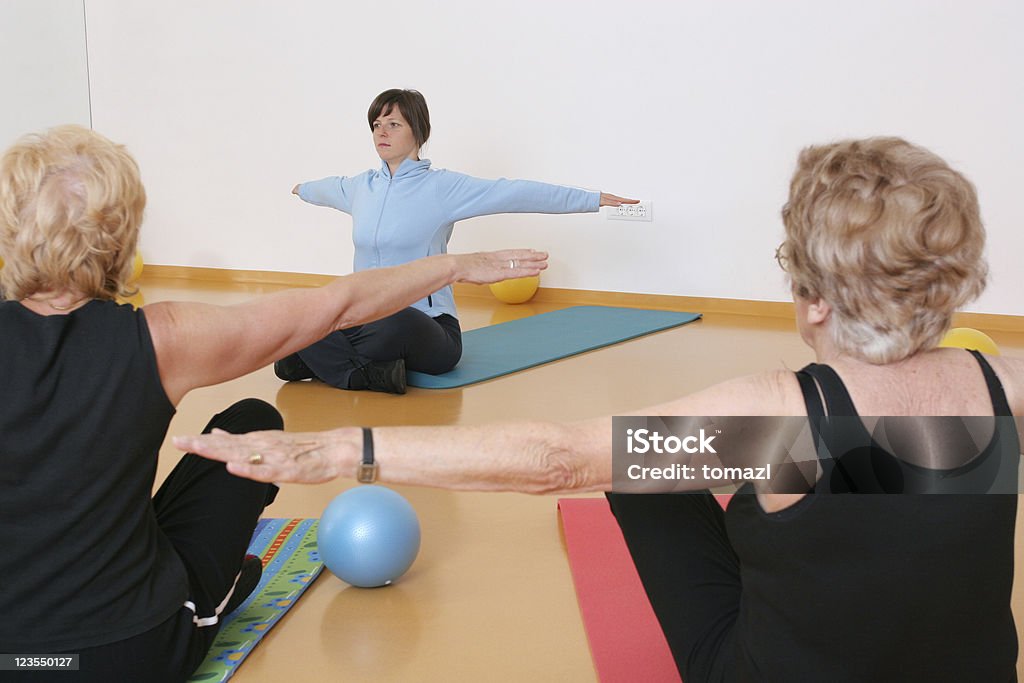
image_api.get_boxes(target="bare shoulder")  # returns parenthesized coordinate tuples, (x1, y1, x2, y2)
(643, 369, 807, 417)
(140, 301, 188, 350)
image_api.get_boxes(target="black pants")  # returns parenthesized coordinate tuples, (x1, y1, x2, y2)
(605, 491, 740, 682)
(8, 399, 283, 683)
(297, 309, 461, 389)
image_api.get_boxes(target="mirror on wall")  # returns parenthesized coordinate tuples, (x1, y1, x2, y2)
(0, 0, 91, 148)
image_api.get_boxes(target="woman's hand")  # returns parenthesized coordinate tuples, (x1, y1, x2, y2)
(173, 428, 357, 484)
(454, 249, 548, 285)
(599, 193, 639, 207)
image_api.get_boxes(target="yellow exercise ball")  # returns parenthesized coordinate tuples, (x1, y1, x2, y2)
(939, 327, 1000, 356)
(128, 251, 144, 284)
(118, 291, 145, 309)
(489, 275, 540, 305)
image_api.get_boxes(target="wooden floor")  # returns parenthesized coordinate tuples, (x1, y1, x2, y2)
(141, 275, 1024, 681)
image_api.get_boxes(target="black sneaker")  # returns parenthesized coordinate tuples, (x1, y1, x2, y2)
(274, 353, 315, 381)
(223, 554, 262, 617)
(358, 358, 407, 394)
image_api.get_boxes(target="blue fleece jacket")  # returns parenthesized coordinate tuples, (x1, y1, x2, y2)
(297, 158, 600, 319)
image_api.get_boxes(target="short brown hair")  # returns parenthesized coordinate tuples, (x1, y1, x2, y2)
(781, 137, 986, 363)
(367, 89, 431, 148)
(0, 125, 145, 301)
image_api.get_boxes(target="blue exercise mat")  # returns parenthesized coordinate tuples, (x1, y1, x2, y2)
(407, 305, 701, 389)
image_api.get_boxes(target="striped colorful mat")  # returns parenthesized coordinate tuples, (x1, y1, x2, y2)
(188, 518, 324, 682)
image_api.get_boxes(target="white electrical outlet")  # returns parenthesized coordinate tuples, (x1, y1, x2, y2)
(606, 200, 653, 222)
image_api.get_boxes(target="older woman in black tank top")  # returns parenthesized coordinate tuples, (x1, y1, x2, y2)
(0, 126, 547, 681)
(181, 138, 1023, 681)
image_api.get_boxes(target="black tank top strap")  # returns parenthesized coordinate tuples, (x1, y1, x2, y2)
(795, 365, 840, 478)
(966, 349, 1013, 417)
(795, 368, 825, 419)
(798, 363, 859, 416)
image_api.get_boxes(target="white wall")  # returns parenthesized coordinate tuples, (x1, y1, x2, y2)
(0, 0, 90, 148)
(83, 0, 1024, 314)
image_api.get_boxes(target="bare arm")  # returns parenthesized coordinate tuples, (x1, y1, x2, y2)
(172, 370, 805, 493)
(175, 420, 609, 493)
(147, 249, 547, 405)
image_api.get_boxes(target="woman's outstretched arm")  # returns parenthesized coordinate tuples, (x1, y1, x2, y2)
(173, 371, 804, 493)
(147, 248, 547, 405)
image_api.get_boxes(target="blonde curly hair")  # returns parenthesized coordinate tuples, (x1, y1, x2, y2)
(781, 137, 986, 363)
(0, 125, 145, 301)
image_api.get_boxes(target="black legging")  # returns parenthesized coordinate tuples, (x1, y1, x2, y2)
(296, 309, 461, 388)
(17, 399, 283, 683)
(605, 491, 740, 682)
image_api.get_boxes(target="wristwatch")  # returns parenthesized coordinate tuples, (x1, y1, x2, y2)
(357, 427, 378, 483)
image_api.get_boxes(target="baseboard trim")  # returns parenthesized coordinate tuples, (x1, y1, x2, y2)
(142, 265, 1024, 332)
(454, 283, 799, 319)
(145, 264, 335, 287)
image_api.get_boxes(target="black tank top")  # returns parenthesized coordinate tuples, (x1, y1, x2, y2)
(797, 352, 1019, 494)
(0, 300, 187, 651)
(724, 352, 1018, 681)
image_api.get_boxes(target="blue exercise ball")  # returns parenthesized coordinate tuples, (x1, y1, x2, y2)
(318, 485, 421, 588)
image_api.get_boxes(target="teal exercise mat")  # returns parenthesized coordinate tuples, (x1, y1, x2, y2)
(407, 305, 701, 389)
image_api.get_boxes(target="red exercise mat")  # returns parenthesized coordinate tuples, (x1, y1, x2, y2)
(558, 495, 732, 683)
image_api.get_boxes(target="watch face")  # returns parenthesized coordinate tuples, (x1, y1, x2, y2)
(357, 462, 378, 483)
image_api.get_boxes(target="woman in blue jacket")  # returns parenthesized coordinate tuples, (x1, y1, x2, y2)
(278, 88, 636, 393)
